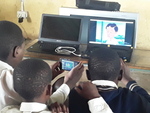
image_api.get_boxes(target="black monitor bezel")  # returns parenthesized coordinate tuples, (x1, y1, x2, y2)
(87, 16, 135, 48)
(39, 14, 84, 45)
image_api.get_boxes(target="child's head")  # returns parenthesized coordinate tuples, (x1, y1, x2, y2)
(13, 59, 52, 103)
(106, 23, 118, 39)
(0, 21, 25, 67)
(87, 47, 121, 82)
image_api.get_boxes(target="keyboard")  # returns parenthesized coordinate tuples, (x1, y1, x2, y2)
(27, 41, 80, 56)
(40, 41, 79, 51)
(80, 47, 133, 62)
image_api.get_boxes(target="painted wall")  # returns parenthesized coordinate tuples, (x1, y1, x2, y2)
(0, 0, 150, 50)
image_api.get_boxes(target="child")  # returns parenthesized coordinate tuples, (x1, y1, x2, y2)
(0, 21, 83, 110)
(1, 58, 84, 112)
(0, 21, 25, 109)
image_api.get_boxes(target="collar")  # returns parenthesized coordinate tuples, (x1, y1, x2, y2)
(0, 60, 13, 71)
(92, 80, 118, 89)
(20, 102, 48, 113)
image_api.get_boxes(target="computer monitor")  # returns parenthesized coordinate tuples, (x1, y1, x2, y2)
(88, 17, 135, 47)
(87, 16, 135, 62)
(39, 14, 83, 46)
(59, 7, 139, 48)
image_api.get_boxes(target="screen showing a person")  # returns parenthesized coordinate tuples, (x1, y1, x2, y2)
(89, 18, 135, 46)
(41, 16, 81, 41)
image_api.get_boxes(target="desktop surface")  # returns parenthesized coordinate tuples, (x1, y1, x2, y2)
(25, 39, 150, 70)
(25, 39, 88, 63)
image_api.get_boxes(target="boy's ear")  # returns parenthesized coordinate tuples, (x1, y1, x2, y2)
(46, 84, 52, 96)
(86, 69, 91, 80)
(12, 46, 20, 57)
(118, 70, 123, 81)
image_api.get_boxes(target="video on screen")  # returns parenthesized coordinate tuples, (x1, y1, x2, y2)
(89, 19, 135, 47)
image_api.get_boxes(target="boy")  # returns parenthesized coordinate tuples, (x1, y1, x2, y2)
(1, 59, 107, 113)
(0, 21, 81, 110)
(69, 47, 150, 113)
(0, 21, 25, 109)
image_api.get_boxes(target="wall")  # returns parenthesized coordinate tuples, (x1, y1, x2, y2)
(0, 0, 150, 50)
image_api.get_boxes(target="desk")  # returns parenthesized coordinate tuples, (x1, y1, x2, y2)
(24, 39, 89, 84)
(24, 39, 88, 64)
(24, 39, 150, 93)
(24, 39, 150, 70)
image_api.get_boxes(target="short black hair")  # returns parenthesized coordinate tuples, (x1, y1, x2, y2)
(88, 47, 120, 81)
(0, 21, 24, 61)
(13, 59, 52, 101)
(106, 23, 118, 32)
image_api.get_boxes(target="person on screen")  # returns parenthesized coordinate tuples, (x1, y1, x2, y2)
(104, 23, 119, 45)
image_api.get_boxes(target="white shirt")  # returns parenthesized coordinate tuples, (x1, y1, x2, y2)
(1, 84, 70, 113)
(87, 80, 118, 113)
(92, 80, 118, 89)
(0, 60, 23, 110)
(105, 38, 119, 45)
(1, 102, 51, 113)
(0, 60, 113, 113)
(1, 98, 113, 113)
(88, 97, 113, 113)
(0, 60, 70, 110)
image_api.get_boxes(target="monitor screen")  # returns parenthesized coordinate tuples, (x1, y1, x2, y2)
(89, 17, 135, 47)
(39, 14, 82, 45)
(60, 7, 139, 48)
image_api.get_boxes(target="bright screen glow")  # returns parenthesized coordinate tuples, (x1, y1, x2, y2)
(89, 18, 135, 47)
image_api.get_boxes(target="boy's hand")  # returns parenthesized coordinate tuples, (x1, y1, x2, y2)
(51, 62, 64, 80)
(75, 81, 100, 100)
(120, 59, 133, 85)
(51, 102, 69, 113)
(64, 62, 84, 89)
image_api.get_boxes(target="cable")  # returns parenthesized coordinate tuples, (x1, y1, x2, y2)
(21, 0, 24, 11)
(55, 46, 81, 57)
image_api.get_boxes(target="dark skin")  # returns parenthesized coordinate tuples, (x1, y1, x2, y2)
(86, 59, 133, 86)
(49, 63, 84, 113)
(51, 62, 84, 89)
(75, 81, 100, 100)
(6, 42, 25, 68)
(52, 77, 64, 93)
(32, 62, 84, 113)
(76, 59, 133, 101)
(120, 59, 133, 85)
(64, 62, 84, 89)
(51, 61, 64, 80)
(50, 102, 69, 113)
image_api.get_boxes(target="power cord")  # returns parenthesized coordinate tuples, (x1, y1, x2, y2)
(55, 46, 81, 57)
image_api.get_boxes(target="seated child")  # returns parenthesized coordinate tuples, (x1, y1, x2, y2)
(1, 58, 84, 113)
